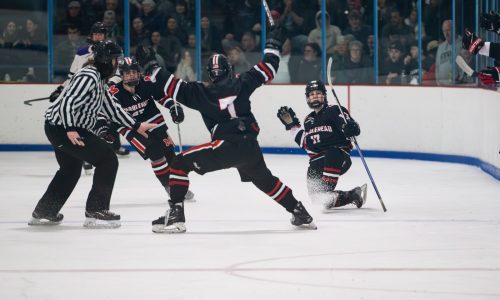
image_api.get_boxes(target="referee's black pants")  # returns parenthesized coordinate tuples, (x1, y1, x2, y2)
(33, 123, 119, 215)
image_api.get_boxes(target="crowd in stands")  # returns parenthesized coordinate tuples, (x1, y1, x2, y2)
(0, 0, 476, 85)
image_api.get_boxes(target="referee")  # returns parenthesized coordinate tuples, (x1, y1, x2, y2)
(29, 40, 156, 228)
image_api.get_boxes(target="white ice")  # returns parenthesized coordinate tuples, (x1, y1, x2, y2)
(0, 152, 499, 300)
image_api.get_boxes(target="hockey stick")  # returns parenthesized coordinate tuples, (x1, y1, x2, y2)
(456, 55, 477, 77)
(262, 0, 275, 28)
(327, 57, 387, 212)
(23, 96, 50, 106)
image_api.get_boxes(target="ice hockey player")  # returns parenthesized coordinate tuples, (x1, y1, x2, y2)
(277, 80, 366, 211)
(463, 11, 500, 86)
(150, 27, 316, 233)
(102, 56, 195, 201)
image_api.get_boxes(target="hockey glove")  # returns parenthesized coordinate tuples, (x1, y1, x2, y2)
(169, 103, 184, 124)
(265, 26, 285, 52)
(49, 85, 63, 102)
(462, 29, 484, 55)
(342, 120, 361, 138)
(277, 106, 300, 130)
(480, 11, 500, 34)
(478, 66, 500, 86)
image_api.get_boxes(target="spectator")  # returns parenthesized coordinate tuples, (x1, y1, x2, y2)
(422, 40, 438, 86)
(175, 50, 196, 80)
(289, 42, 322, 83)
(405, 8, 425, 41)
(308, 11, 342, 55)
(104, 0, 122, 26)
(172, 0, 193, 35)
(58, 1, 88, 35)
(279, 0, 308, 53)
(54, 26, 84, 76)
(381, 8, 413, 41)
(366, 34, 375, 59)
(200, 16, 223, 55)
(240, 31, 260, 66)
(336, 40, 373, 84)
(273, 37, 292, 83)
(0, 21, 22, 48)
(380, 41, 406, 85)
(150, 31, 181, 73)
(435, 20, 462, 86)
(343, 10, 372, 53)
(330, 35, 350, 72)
(222, 0, 261, 44)
(19, 18, 47, 51)
(162, 16, 187, 46)
(130, 17, 150, 50)
(103, 10, 122, 45)
(141, 0, 163, 33)
(227, 46, 251, 75)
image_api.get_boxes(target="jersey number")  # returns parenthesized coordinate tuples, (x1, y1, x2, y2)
(311, 134, 321, 144)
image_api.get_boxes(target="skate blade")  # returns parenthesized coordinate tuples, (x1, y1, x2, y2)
(83, 218, 121, 229)
(294, 221, 318, 230)
(152, 222, 186, 234)
(28, 218, 61, 226)
(361, 183, 368, 206)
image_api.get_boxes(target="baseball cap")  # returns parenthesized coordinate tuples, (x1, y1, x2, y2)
(68, 1, 81, 8)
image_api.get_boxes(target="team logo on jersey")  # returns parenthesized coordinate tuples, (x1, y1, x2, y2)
(109, 85, 119, 95)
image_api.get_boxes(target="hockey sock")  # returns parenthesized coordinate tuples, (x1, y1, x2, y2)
(150, 157, 169, 186)
(265, 179, 298, 212)
(320, 167, 340, 191)
(168, 157, 191, 203)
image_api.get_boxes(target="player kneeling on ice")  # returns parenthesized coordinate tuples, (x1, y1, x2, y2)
(97, 57, 195, 202)
(277, 80, 366, 211)
(150, 26, 316, 233)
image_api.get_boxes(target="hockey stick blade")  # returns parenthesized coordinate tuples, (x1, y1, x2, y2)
(24, 97, 50, 106)
(456, 55, 477, 77)
(262, 0, 275, 28)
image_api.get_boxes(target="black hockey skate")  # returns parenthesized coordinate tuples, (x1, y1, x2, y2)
(28, 211, 64, 226)
(152, 201, 186, 233)
(115, 146, 130, 156)
(350, 184, 367, 208)
(290, 201, 317, 230)
(165, 187, 196, 202)
(83, 210, 121, 228)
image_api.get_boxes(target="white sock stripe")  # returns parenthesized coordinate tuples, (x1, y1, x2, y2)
(265, 63, 276, 77)
(170, 174, 188, 181)
(322, 172, 340, 178)
(253, 65, 269, 81)
(270, 184, 285, 199)
(152, 164, 168, 172)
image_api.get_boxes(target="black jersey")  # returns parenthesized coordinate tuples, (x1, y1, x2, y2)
(108, 68, 175, 131)
(293, 105, 355, 157)
(160, 49, 280, 140)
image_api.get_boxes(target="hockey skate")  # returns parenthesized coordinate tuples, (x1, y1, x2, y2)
(290, 201, 317, 230)
(83, 161, 93, 175)
(351, 184, 367, 208)
(28, 211, 64, 226)
(115, 146, 130, 156)
(83, 210, 121, 228)
(152, 202, 186, 233)
(165, 187, 196, 202)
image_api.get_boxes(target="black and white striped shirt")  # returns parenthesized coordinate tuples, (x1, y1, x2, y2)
(45, 66, 138, 132)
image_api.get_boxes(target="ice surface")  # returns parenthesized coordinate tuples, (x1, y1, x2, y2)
(1, 152, 499, 299)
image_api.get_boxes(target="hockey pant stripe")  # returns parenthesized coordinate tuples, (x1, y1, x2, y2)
(182, 140, 224, 156)
(323, 171, 340, 178)
(130, 138, 146, 154)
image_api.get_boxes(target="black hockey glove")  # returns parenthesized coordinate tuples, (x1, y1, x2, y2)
(265, 26, 285, 52)
(342, 120, 360, 138)
(462, 29, 484, 55)
(478, 66, 500, 86)
(49, 85, 63, 102)
(277, 106, 300, 130)
(480, 11, 500, 34)
(169, 103, 184, 124)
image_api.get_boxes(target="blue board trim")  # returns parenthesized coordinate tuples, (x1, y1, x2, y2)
(0, 145, 498, 180)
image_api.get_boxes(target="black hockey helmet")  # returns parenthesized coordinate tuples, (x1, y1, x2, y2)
(87, 22, 107, 44)
(93, 40, 123, 78)
(119, 57, 140, 86)
(305, 80, 327, 109)
(206, 54, 232, 83)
